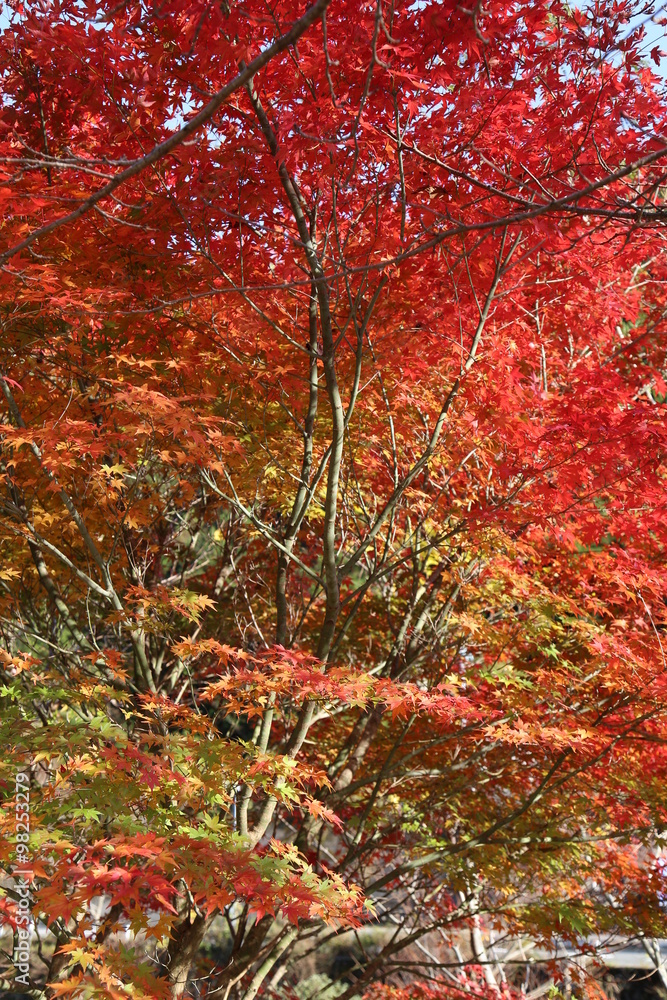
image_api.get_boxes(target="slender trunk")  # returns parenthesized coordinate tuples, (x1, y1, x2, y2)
(164, 913, 214, 999)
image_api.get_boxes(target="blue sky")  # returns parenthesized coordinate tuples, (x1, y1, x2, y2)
(611, 2, 667, 77)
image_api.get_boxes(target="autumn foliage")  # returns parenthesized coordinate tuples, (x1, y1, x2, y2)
(1, 0, 667, 997)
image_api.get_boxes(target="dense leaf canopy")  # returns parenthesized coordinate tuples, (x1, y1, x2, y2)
(1, 1, 667, 998)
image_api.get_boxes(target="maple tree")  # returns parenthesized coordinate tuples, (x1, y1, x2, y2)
(1, 0, 667, 997)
